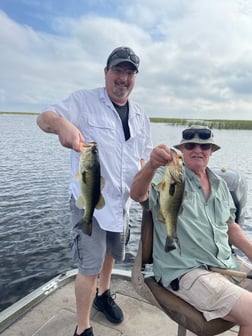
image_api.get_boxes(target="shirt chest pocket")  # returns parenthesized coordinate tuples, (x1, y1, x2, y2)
(126, 132, 145, 160)
(182, 191, 199, 219)
(214, 198, 231, 225)
(85, 117, 116, 143)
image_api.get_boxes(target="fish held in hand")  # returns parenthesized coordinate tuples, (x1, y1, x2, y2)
(157, 148, 184, 252)
(74, 142, 105, 236)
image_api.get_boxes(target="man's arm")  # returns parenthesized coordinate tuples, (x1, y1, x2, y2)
(228, 221, 252, 261)
(130, 144, 172, 202)
(37, 111, 84, 152)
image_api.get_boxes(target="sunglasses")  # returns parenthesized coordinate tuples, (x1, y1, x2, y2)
(110, 66, 137, 77)
(182, 128, 212, 140)
(108, 48, 140, 66)
(184, 143, 212, 151)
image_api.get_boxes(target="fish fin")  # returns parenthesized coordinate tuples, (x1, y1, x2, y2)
(100, 176, 105, 190)
(75, 218, 92, 236)
(178, 205, 183, 215)
(76, 195, 85, 208)
(96, 194, 105, 209)
(74, 172, 81, 181)
(157, 210, 165, 223)
(156, 181, 166, 191)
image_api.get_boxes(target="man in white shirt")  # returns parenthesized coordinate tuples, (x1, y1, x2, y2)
(37, 46, 152, 336)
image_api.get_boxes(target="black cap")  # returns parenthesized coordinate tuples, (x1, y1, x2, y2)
(106, 46, 140, 71)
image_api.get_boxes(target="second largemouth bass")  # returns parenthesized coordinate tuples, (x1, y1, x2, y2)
(157, 148, 184, 252)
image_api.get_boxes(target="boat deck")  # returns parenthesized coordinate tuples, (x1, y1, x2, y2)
(0, 270, 239, 336)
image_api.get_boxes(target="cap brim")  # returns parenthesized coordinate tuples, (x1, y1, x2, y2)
(109, 58, 138, 70)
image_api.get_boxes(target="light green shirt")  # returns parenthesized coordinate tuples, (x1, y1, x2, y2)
(148, 166, 238, 287)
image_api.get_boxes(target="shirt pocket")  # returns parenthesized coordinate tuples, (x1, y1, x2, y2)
(179, 269, 229, 310)
(128, 114, 147, 160)
(179, 269, 209, 290)
(126, 132, 145, 161)
(214, 198, 231, 225)
(181, 191, 199, 220)
(86, 115, 116, 143)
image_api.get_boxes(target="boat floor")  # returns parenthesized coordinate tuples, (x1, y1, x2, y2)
(1, 271, 239, 336)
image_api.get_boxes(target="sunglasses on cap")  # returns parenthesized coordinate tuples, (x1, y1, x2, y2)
(182, 128, 212, 140)
(108, 48, 140, 66)
(184, 143, 212, 151)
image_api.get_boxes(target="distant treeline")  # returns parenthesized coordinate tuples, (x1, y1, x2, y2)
(150, 118, 252, 130)
(1, 112, 251, 130)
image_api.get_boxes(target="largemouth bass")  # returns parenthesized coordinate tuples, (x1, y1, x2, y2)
(157, 148, 184, 252)
(74, 142, 105, 236)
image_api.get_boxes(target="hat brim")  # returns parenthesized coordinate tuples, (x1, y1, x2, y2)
(174, 139, 220, 152)
(108, 58, 138, 71)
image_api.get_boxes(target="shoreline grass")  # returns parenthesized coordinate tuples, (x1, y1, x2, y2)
(150, 117, 252, 130)
(0, 111, 38, 115)
(1, 112, 251, 130)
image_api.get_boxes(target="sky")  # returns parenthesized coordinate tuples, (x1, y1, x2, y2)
(1, 0, 252, 120)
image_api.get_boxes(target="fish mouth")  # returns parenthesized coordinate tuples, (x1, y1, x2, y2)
(80, 142, 97, 152)
(169, 151, 184, 183)
(170, 169, 184, 183)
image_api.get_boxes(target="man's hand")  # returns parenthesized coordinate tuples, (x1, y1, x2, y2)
(130, 144, 174, 202)
(37, 111, 85, 152)
(57, 123, 85, 152)
(149, 144, 174, 170)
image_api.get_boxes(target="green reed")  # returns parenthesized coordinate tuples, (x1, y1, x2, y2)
(150, 118, 252, 130)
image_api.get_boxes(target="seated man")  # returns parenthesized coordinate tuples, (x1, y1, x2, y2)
(130, 125, 252, 336)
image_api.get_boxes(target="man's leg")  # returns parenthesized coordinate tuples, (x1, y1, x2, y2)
(70, 196, 106, 335)
(223, 291, 252, 336)
(93, 231, 124, 324)
(74, 273, 97, 335)
(93, 253, 124, 324)
(222, 257, 252, 335)
(97, 253, 114, 295)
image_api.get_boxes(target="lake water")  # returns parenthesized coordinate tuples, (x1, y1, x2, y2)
(0, 115, 252, 312)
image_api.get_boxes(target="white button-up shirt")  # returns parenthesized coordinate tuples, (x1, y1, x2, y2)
(44, 87, 152, 232)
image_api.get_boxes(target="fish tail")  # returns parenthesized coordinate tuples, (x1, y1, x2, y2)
(75, 218, 92, 236)
(165, 236, 177, 252)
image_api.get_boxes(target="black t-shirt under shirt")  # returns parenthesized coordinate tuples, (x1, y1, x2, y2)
(113, 102, 130, 141)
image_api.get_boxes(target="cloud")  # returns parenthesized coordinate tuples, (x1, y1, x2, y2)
(0, 1, 252, 119)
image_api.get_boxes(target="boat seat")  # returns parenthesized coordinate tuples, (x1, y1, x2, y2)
(131, 208, 236, 336)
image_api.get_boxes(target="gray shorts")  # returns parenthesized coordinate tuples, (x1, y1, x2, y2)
(70, 196, 126, 275)
(167, 258, 252, 321)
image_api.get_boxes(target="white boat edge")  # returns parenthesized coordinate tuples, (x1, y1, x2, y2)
(0, 268, 131, 334)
